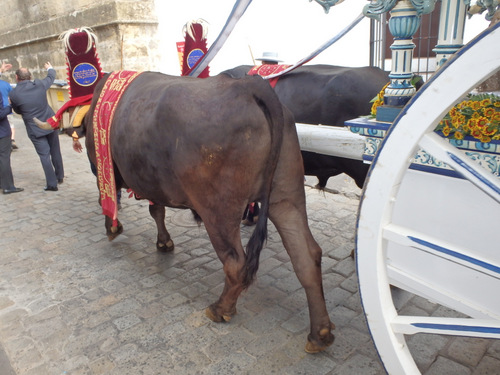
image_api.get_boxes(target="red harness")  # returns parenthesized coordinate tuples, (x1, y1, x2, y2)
(247, 64, 291, 88)
(93, 70, 142, 227)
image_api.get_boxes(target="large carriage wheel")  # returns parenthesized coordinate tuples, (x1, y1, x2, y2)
(356, 23, 500, 374)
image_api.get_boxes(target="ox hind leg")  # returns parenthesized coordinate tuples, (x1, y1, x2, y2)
(149, 204, 174, 252)
(198, 209, 249, 323)
(269, 199, 335, 353)
(269, 122, 334, 353)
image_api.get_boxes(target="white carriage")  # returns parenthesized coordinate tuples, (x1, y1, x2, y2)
(293, 0, 500, 372)
(355, 21, 500, 373)
(311, 0, 500, 373)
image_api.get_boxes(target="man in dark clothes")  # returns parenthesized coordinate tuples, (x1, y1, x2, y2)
(9, 62, 64, 191)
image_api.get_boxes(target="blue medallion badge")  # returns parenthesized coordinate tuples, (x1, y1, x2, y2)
(187, 49, 204, 69)
(72, 63, 99, 86)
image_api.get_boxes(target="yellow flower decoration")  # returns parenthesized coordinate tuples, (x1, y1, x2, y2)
(435, 93, 500, 143)
(484, 107, 495, 117)
(370, 82, 390, 117)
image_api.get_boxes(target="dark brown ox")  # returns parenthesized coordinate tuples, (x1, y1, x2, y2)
(78, 72, 334, 352)
(222, 64, 390, 189)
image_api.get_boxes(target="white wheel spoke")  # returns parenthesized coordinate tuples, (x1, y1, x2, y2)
(419, 132, 500, 203)
(392, 316, 500, 339)
(384, 223, 500, 279)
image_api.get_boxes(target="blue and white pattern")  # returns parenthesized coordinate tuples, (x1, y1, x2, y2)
(347, 118, 500, 177)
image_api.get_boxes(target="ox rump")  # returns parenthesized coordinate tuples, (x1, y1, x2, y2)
(66, 71, 335, 353)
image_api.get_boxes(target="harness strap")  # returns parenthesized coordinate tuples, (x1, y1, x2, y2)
(262, 13, 365, 80)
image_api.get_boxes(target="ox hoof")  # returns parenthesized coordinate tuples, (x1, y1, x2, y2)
(205, 306, 236, 323)
(107, 223, 123, 241)
(305, 335, 335, 354)
(157, 239, 174, 253)
(305, 323, 335, 354)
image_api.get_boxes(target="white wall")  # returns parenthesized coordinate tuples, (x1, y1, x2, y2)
(154, 0, 490, 76)
(154, 0, 372, 75)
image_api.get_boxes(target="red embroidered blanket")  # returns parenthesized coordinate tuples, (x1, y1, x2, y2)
(247, 64, 291, 88)
(93, 70, 142, 227)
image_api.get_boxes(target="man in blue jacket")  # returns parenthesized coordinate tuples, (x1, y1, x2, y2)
(9, 62, 64, 191)
(0, 93, 23, 194)
(0, 62, 17, 150)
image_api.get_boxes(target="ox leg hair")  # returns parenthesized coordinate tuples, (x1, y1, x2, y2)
(148, 204, 174, 252)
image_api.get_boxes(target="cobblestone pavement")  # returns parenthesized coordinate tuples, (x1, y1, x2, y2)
(1, 116, 499, 374)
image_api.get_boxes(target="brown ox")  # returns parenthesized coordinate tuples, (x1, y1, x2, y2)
(77, 72, 334, 352)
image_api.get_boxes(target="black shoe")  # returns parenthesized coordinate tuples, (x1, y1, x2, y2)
(58, 179, 64, 184)
(44, 186, 58, 191)
(11, 140, 18, 150)
(3, 187, 24, 194)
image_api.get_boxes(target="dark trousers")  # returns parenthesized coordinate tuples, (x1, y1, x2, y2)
(29, 130, 64, 187)
(0, 135, 15, 190)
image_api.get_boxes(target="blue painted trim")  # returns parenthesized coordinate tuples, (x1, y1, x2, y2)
(408, 236, 500, 275)
(448, 152, 500, 195)
(420, 132, 500, 151)
(391, 44, 416, 50)
(345, 118, 391, 131)
(408, 163, 463, 179)
(443, 0, 451, 41)
(453, 2, 462, 40)
(412, 323, 500, 334)
(434, 44, 464, 49)
(432, 48, 462, 54)
(385, 96, 411, 106)
(388, 73, 413, 79)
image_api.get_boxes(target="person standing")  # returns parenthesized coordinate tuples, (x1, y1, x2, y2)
(0, 62, 17, 150)
(9, 62, 64, 191)
(0, 94, 23, 194)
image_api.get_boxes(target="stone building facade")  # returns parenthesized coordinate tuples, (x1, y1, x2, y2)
(0, 0, 160, 83)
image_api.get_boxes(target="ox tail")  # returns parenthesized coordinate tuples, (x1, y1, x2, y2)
(243, 199, 269, 288)
(242, 77, 285, 288)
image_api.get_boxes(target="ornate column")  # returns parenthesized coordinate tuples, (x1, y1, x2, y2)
(364, 0, 437, 122)
(433, 0, 467, 69)
(384, 0, 421, 106)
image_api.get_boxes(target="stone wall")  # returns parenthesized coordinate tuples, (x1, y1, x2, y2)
(0, 0, 159, 83)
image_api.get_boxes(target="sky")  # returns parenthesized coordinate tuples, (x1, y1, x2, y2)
(154, 0, 490, 76)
